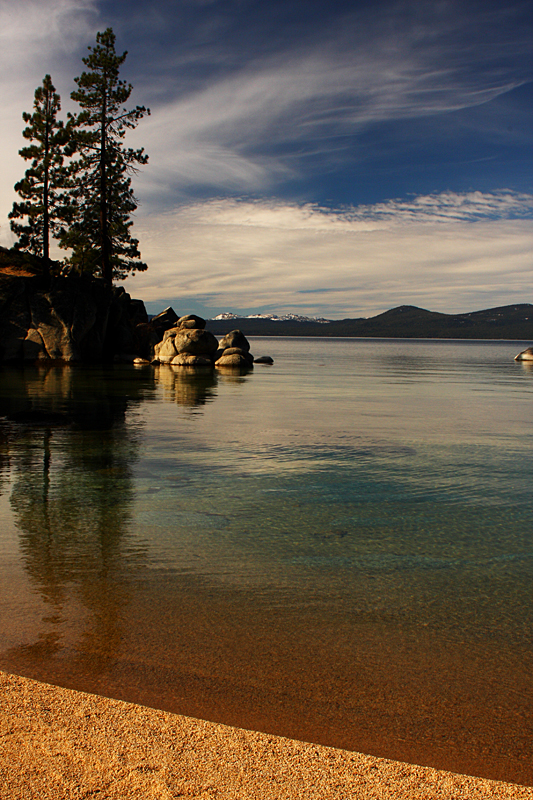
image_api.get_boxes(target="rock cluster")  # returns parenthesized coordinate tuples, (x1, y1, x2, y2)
(0, 257, 272, 368)
(153, 315, 261, 369)
(154, 315, 218, 366)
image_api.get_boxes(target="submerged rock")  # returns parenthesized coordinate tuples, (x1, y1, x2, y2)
(254, 355, 274, 364)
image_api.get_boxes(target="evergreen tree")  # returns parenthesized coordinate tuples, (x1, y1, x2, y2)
(9, 75, 71, 272)
(63, 28, 149, 285)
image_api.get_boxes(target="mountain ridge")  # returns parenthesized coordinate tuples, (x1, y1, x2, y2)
(206, 303, 533, 339)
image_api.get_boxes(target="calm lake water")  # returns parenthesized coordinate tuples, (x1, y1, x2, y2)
(1, 337, 532, 785)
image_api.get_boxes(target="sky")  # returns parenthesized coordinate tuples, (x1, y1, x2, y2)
(1, 0, 532, 319)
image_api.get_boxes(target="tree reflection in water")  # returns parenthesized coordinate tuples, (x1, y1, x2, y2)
(0, 364, 156, 683)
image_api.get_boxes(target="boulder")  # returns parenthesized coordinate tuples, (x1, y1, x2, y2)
(514, 347, 533, 361)
(154, 327, 219, 362)
(177, 314, 206, 330)
(215, 352, 252, 368)
(129, 298, 149, 326)
(217, 329, 251, 353)
(214, 346, 254, 365)
(170, 354, 212, 366)
(133, 322, 161, 360)
(155, 335, 179, 361)
(254, 355, 274, 364)
(150, 307, 179, 337)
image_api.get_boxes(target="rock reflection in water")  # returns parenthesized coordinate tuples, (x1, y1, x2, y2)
(157, 364, 218, 407)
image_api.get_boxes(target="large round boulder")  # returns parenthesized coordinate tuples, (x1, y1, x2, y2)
(218, 329, 250, 353)
(173, 328, 218, 356)
(154, 327, 218, 360)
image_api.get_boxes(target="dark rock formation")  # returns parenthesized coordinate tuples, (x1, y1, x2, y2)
(150, 307, 179, 337)
(0, 270, 149, 364)
(254, 356, 274, 364)
(0, 255, 271, 369)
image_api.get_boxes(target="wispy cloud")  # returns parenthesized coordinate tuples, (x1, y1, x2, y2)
(130, 191, 533, 317)
(130, 2, 532, 202)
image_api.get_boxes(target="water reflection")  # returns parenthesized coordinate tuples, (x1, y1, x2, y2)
(0, 364, 155, 676)
(1, 349, 533, 784)
(157, 364, 218, 407)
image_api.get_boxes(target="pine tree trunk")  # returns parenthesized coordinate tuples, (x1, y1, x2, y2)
(43, 96, 50, 276)
(100, 90, 112, 287)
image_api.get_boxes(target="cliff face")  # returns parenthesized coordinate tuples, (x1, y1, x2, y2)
(0, 271, 146, 363)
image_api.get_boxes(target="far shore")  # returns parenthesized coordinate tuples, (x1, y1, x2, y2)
(1, 670, 531, 799)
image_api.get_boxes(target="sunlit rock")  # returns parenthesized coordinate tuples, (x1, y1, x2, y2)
(514, 347, 533, 361)
(217, 329, 251, 353)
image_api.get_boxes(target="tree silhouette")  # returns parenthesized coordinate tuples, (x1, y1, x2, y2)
(62, 28, 150, 286)
(9, 75, 72, 273)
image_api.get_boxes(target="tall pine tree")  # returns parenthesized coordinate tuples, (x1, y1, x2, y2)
(9, 75, 71, 273)
(63, 28, 149, 286)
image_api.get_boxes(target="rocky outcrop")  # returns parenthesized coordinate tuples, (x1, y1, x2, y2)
(0, 272, 113, 362)
(0, 270, 157, 364)
(0, 256, 270, 369)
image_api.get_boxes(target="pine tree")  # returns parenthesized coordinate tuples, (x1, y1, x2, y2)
(63, 28, 150, 286)
(9, 75, 71, 273)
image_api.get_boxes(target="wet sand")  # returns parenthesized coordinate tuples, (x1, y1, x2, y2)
(1, 670, 531, 799)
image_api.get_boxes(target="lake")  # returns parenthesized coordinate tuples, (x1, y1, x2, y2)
(0, 337, 532, 785)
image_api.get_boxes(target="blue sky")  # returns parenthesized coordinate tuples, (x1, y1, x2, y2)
(1, 0, 532, 318)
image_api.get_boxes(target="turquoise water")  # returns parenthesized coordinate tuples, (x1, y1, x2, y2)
(0, 338, 532, 784)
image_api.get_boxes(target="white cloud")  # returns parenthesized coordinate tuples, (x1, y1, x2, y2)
(0, 0, 99, 247)
(129, 192, 533, 317)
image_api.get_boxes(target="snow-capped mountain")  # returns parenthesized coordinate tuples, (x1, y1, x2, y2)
(211, 312, 331, 323)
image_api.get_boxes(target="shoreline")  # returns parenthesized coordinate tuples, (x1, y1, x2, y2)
(1, 670, 531, 799)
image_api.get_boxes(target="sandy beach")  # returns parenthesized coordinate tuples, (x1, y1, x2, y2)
(0, 670, 531, 799)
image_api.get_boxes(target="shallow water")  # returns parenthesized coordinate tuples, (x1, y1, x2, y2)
(1, 338, 532, 784)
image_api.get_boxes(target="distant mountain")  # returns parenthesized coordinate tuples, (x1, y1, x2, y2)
(207, 304, 533, 339)
(212, 312, 330, 323)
